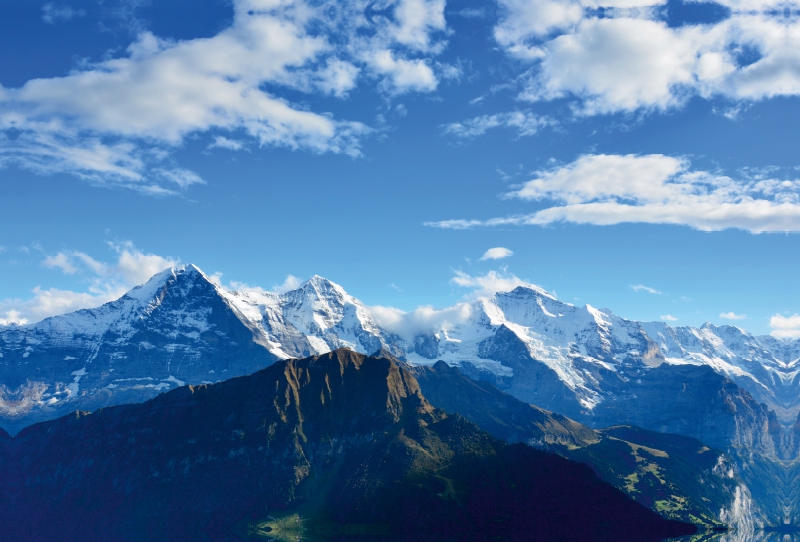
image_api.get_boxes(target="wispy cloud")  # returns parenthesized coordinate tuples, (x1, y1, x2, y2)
(42, 3, 86, 24)
(480, 247, 514, 260)
(630, 284, 662, 295)
(720, 311, 747, 320)
(459, 8, 487, 19)
(425, 154, 800, 233)
(2, 0, 451, 194)
(207, 136, 246, 152)
(660, 314, 678, 321)
(229, 275, 303, 295)
(442, 110, 554, 138)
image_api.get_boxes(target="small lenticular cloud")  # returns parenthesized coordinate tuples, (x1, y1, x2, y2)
(480, 247, 514, 260)
(631, 284, 662, 295)
(720, 312, 746, 320)
(660, 314, 678, 321)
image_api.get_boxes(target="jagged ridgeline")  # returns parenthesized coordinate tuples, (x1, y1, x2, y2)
(1, 264, 799, 525)
(0, 350, 693, 542)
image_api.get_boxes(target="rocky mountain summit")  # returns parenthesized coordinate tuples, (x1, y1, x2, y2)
(0, 263, 796, 463)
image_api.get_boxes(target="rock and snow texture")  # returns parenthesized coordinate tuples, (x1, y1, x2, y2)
(0, 263, 797, 457)
(0, 267, 400, 433)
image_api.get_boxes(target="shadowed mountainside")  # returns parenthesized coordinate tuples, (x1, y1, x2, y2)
(412, 360, 760, 529)
(0, 349, 693, 542)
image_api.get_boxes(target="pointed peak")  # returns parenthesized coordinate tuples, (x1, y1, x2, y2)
(506, 283, 557, 301)
(298, 275, 346, 296)
(305, 274, 334, 286)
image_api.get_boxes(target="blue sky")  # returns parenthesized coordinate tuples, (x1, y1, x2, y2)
(2, 0, 800, 336)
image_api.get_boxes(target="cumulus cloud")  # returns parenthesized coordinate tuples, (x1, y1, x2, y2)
(442, 110, 554, 138)
(492, 0, 800, 115)
(630, 284, 662, 294)
(770, 313, 800, 338)
(0, 242, 179, 325)
(660, 314, 678, 321)
(720, 311, 747, 320)
(480, 247, 514, 260)
(1, 0, 449, 193)
(425, 154, 800, 232)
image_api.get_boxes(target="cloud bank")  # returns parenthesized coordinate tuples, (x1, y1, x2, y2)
(426, 154, 800, 232)
(0, 0, 450, 194)
(493, 0, 800, 115)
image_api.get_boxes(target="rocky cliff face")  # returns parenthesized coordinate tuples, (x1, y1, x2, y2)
(0, 350, 693, 542)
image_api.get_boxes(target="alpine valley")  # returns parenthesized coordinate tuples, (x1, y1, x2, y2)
(1, 264, 799, 538)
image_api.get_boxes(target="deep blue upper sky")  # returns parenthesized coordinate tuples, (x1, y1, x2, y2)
(2, 0, 800, 336)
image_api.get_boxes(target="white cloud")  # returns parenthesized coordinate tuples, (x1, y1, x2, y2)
(1, 0, 450, 193)
(660, 314, 678, 321)
(229, 274, 303, 295)
(43, 252, 78, 275)
(371, 50, 438, 94)
(492, 0, 800, 115)
(720, 311, 747, 320)
(208, 136, 246, 151)
(42, 3, 86, 24)
(0, 310, 28, 326)
(442, 110, 554, 138)
(770, 313, 800, 338)
(368, 302, 474, 342)
(630, 284, 662, 294)
(480, 247, 514, 260)
(0, 242, 179, 325)
(272, 275, 304, 294)
(425, 154, 800, 232)
(451, 269, 536, 298)
(113, 243, 179, 285)
(368, 268, 549, 340)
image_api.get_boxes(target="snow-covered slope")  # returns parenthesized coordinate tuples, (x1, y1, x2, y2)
(224, 275, 402, 360)
(0, 264, 795, 459)
(0, 267, 400, 433)
(0, 265, 280, 433)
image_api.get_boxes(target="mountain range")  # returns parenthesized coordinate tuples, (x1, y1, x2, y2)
(1, 263, 798, 527)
